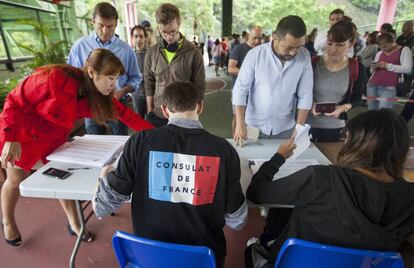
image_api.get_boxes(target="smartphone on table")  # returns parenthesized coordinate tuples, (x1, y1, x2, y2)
(315, 102, 336, 113)
(42, 167, 72, 179)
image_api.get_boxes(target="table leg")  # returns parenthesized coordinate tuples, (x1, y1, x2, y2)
(69, 200, 85, 268)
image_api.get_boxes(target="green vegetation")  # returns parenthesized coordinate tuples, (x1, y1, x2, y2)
(232, 0, 337, 34)
(0, 19, 68, 110)
(0, 78, 19, 111)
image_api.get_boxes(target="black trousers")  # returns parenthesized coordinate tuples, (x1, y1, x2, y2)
(245, 208, 293, 268)
(400, 75, 414, 122)
(310, 127, 344, 142)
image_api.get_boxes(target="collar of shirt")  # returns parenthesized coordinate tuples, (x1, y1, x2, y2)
(268, 41, 296, 70)
(168, 117, 203, 129)
(135, 48, 147, 54)
(93, 32, 117, 47)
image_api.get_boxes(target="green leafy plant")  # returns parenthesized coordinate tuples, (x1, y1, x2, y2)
(0, 19, 69, 110)
(0, 78, 20, 111)
(19, 40, 68, 75)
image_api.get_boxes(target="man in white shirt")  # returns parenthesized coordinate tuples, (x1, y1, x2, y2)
(232, 15, 313, 146)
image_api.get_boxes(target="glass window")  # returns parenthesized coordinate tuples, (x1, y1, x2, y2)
(0, 34, 6, 59)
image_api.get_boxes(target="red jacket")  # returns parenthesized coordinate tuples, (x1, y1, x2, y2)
(0, 67, 154, 170)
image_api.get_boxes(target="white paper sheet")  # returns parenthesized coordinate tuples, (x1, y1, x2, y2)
(289, 124, 311, 161)
(248, 158, 319, 180)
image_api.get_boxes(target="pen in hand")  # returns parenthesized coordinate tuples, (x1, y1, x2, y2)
(67, 167, 91, 171)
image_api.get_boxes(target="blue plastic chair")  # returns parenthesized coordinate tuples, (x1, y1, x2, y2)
(274, 238, 404, 268)
(112, 230, 216, 268)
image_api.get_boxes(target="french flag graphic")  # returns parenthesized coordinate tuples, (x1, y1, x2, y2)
(148, 151, 220, 205)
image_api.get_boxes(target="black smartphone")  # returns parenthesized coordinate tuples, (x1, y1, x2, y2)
(42, 167, 72, 179)
(315, 102, 336, 113)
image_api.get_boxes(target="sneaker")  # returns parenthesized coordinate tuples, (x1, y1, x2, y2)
(247, 237, 259, 247)
(259, 207, 268, 218)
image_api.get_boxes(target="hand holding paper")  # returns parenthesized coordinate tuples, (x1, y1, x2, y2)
(277, 139, 297, 159)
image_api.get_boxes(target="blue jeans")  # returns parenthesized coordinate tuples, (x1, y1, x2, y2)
(367, 84, 396, 110)
(85, 118, 128, 135)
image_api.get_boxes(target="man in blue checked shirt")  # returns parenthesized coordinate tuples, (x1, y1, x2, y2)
(232, 16, 313, 146)
(68, 2, 141, 135)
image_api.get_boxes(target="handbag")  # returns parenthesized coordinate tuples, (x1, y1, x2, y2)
(396, 74, 410, 97)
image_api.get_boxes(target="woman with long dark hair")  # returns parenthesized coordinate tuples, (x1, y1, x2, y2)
(0, 48, 153, 246)
(246, 109, 414, 267)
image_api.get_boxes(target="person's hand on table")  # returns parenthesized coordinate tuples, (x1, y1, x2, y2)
(234, 121, 247, 147)
(1, 141, 21, 169)
(277, 139, 297, 159)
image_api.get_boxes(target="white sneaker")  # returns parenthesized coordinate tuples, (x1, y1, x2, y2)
(247, 237, 259, 247)
(259, 207, 269, 218)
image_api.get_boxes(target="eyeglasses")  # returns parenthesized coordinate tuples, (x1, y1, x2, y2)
(160, 29, 179, 37)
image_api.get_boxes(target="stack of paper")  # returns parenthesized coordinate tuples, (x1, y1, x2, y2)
(46, 135, 130, 167)
(248, 158, 319, 181)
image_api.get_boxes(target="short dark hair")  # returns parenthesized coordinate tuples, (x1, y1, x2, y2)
(329, 8, 344, 18)
(337, 109, 409, 178)
(275, 15, 306, 39)
(93, 2, 118, 20)
(327, 20, 356, 43)
(366, 32, 377, 45)
(130, 25, 147, 38)
(380, 23, 394, 33)
(156, 3, 181, 25)
(378, 32, 395, 44)
(162, 81, 202, 113)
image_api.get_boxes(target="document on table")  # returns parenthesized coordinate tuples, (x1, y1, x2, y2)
(248, 158, 319, 180)
(289, 124, 311, 161)
(46, 135, 130, 167)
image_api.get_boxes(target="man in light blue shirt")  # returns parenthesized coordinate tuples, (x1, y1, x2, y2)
(232, 15, 313, 146)
(68, 2, 141, 135)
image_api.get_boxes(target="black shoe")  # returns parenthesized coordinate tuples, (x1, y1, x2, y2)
(66, 224, 94, 243)
(1, 222, 22, 247)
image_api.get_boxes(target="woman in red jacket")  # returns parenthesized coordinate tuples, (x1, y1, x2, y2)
(0, 48, 153, 246)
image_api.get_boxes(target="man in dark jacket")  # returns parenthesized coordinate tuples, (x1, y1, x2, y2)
(144, 3, 205, 127)
(93, 81, 247, 267)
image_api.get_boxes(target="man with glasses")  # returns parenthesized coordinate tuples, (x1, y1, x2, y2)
(144, 3, 205, 127)
(233, 16, 313, 145)
(68, 2, 141, 135)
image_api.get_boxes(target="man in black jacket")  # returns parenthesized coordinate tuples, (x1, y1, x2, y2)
(93, 81, 247, 267)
